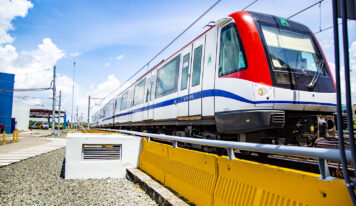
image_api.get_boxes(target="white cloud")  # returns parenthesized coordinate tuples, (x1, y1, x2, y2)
(90, 74, 120, 98)
(0, 0, 33, 45)
(104, 62, 110, 67)
(0, 2, 126, 122)
(89, 74, 122, 114)
(116, 54, 124, 60)
(69, 52, 80, 57)
(0, 0, 69, 114)
(1, 38, 65, 89)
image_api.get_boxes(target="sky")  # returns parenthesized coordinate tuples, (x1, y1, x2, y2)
(0, 0, 355, 122)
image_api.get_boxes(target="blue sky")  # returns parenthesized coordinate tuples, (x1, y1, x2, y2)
(1, 0, 355, 120)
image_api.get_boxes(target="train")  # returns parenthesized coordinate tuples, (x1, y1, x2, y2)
(92, 11, 337, 146)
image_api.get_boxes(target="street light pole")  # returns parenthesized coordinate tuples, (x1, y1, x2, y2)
(88, 95, 90, 129)
(57, 90, 61, 136)
(76, 106, 79, 129)
(71, 62, 76, 130)
(51, 65, 56, 138)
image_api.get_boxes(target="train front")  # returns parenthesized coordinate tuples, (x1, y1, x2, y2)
(230, 11, 337, 145)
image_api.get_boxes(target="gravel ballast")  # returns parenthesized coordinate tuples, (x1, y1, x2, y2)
(0, 148, 157, 205)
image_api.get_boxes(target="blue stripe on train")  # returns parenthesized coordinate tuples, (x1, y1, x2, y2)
(102, 89, 336, 121)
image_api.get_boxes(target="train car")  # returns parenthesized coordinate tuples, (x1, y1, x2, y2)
(92, 11, 336, 145)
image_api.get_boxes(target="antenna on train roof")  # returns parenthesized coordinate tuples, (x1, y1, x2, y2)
(204, 21, 215, 28)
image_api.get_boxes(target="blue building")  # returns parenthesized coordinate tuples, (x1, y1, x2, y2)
(0, 72, 14, 133)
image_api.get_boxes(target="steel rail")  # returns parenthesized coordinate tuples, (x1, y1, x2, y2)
(96, 128, 352, 163)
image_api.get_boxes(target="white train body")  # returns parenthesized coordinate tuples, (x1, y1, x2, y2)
(92, 11, 336, 143)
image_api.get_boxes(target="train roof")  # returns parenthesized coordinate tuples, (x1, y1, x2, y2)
(246, 11, 311, 33)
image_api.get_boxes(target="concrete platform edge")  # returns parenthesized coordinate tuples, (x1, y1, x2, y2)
(126, 168, 189, 206)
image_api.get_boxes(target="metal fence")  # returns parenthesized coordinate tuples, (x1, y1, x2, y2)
(96, 128, 351, 180)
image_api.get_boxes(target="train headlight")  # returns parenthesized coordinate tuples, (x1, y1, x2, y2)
(257, 88, 265, 96)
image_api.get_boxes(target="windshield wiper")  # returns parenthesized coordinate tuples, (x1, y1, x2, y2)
(306, 59, 324, 90)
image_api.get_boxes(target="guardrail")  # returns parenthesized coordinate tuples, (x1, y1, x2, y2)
(96, 128, 352, 180)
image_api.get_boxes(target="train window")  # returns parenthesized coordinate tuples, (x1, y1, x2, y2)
(192, 46, 202, 86)
(261, 25, 327, 75)
(115, 96, 121, 113)
(128, 89, 133, 108)
(120, 91, 129, 111)
(134, 78, 146, 106)
(145, 78, 150, 103)
(150, 75, 156, 101)
(180, 53, 190, 90)
(156, 56, 180, 98)
(106, 103, 111, 117)
(219, 23, 247, 76)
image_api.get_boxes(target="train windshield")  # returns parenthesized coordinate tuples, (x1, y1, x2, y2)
(261, 25, 327, 75)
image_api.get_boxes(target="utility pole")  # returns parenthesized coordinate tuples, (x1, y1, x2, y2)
(76, 106, 79, 129)
(71, 61, 76, 130)
(88, 95, 90, 129)
(51, 65, 56, 138)
(57, 90, 61, 136)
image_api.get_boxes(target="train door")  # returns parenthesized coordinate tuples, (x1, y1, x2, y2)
(148, 71, 156, 120)
(143, 74, 151, 120)
(177, 45, 192, 117)
(201, 27, 218, 117)
(188, 36, 205, 117)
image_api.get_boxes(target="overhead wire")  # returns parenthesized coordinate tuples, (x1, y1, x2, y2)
(100, 0, 260, 104)
(314, 22, 342, 34)
(286, 0, 340, 36)
(287, 0, 324, 19)
(13, 95, 51, 99)
(0, 87, 51, 92)
(101, 0, 223, 101)
(242, 0, 258, 11)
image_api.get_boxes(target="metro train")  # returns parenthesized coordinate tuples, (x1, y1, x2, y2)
(92, 11, 337, 145)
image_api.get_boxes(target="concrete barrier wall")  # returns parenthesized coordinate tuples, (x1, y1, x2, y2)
(66, 133, 141, 179)
(139, 139, 352, 206)
(139, 139, 169, 183)
(165, 147, 218, 206)
(215, 157, 351, 206)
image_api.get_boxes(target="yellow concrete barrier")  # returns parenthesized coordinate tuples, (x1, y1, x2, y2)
(165, 147, 219, 206)
(16, 130, 18, 142)
(2, 131, 5, 145)
(214, 157, 352, 206)
(139, 140, 352, 205)
(139, 139, 170, 183)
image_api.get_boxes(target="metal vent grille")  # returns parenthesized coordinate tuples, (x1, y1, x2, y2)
(82, 144, 121, 160)
(271, 112, 285, 125)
